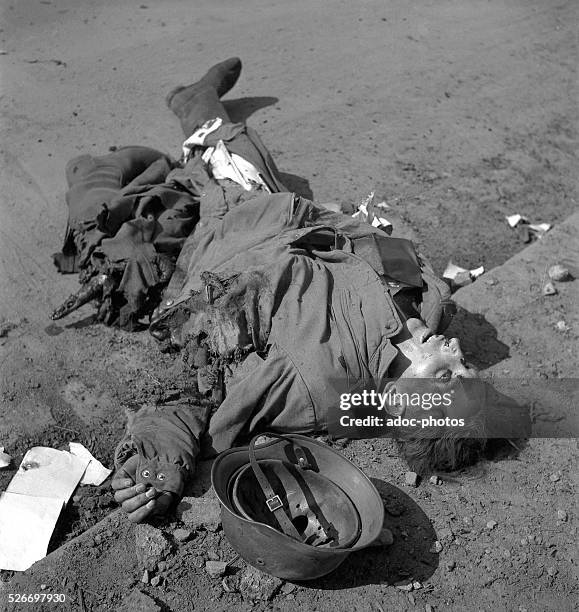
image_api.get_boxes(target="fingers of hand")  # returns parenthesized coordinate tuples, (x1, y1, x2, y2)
(111, 476, 135, 491)
(117, 486, 159, 511)
(111, 456, 140, 492)
(126, 492, 174, 524)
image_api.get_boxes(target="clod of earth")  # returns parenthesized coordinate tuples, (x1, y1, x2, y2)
(548, 264, 572, 282)
(134, 524, 172, 571)
(430, 540, 443, 554)
(205, 560, 228, 578)
(176, 495, 222, 532)
(542, 282, 558, 296)
(117, 589, 161, 612)
(370, 527, 394, 547)
(239, 565, 283, 601)
(172, 528, 192, 542)
(405, 471, 419, 487)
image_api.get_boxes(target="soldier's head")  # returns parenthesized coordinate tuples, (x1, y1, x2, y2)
(385, 319, 530, 473)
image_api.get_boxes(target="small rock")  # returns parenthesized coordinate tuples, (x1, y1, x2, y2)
(141, 570, 149, 584)
(176, 495, 222, 532)
(206, 550, 219, 561)
(40, 584, 47, 590)
(150, 575, 162, 587)
(205, 560, 228, 578)
(462, 516, 473, 526)
(370, 527, 394, 547)
(548, 264, 571, 282)
(405, 471, 419, 487)
(546, 566, 558, 577)
(486, 520, 498, 530)
(135, 524, 172, 571)
(280, 583, 297, 595)
(446, 561, 456, 572)
(117, 589, 161, 612)
(239, 565, 283, 601)
(395, 581, 413, 592)
(542, 282, 557, 296)
(430, 540, 443, 554)
(557, 510, 568, 522)
(555, 320, 570, 333)
(412, 580, 422, 590)
(429, 475, 441, 485)
(157, 561, 167, 572)
(549, 472, 561, 482)
(173, 528, 192, 542)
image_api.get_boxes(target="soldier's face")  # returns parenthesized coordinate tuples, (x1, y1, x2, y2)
(390, 318, 477, 382)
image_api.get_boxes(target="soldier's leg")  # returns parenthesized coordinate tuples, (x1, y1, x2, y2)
(166, 57, 242, 136)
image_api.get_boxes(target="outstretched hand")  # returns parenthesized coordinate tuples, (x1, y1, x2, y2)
(111, 455, 176, 523)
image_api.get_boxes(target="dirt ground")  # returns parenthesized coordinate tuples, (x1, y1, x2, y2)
(0, 0, 577, 610)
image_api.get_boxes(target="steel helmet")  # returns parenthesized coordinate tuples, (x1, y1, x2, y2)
(211, 433, 384, 580)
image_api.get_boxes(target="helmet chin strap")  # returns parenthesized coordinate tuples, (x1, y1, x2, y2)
(248, 433, 339, 546)
(248, 434, 306, 542)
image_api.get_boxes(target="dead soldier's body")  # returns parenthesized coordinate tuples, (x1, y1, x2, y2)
(51, 58, 530, 523)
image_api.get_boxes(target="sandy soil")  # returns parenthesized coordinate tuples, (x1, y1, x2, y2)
(0, 0, 577, 610)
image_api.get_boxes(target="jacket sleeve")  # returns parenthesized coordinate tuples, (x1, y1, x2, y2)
(114, 402, 211, 496)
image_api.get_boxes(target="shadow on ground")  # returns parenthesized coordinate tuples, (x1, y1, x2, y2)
(298, 479, 439, 590)
(445, 306, 510, 370)
(223, 96, 278, 124)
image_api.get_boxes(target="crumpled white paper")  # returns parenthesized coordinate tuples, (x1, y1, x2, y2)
(0, 446, 11, 469)
(352, 192, 393, 232)
(506, 214, 552, 237)
(443, 262, 485, 281)
(0, 444, 112, 571)
(0, 492, 65, 572)
(69, 442, 112, 486)
(7, 447, 90, 503)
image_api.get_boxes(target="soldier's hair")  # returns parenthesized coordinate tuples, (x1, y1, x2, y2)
(395, 426, 487, 474)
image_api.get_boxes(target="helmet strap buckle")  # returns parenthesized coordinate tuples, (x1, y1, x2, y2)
(266, 495, 283, 512)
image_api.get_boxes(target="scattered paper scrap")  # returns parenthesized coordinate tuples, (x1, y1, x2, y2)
(506, 214, 552, 239)
(69, 442, 112, 486)
(7, 447, 90, 503)
(0, 446, 95, 571)
(0, 492, 65, 571)
(506, 213, 526, 228)
(443, 262, 485, 289)
(352, 192, 393, 233)
(0, 446, 11, 469)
